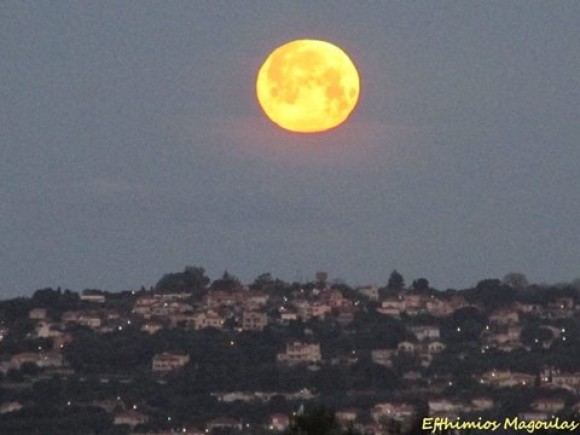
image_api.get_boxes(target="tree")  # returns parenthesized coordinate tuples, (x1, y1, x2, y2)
(502, 273, 529, 290)
(387, 270, 405, 291)
(469, 279, 515, 310)
(411, 278, 429, 292)
(210, 270, 240, 291)
(20, 362, 40, 376)
(6, 368, 24, 382)
(32, 288, 62, 305)
(285, 406, 342, 435)
(252, 273, 274, 290)
(521, 325, 554, 347)
(155, 266, 210, 299)
(442, 306, 487, 343)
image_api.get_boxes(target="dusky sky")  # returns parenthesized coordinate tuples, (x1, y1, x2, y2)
(2, 2, 579, 297)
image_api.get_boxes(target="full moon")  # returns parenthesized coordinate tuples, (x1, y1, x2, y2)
(256, 39, 360, 133)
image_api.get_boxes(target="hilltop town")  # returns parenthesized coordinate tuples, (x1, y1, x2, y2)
(0, 267, 579, 434)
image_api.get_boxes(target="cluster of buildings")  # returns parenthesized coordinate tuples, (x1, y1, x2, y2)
(134, 290, 269, 332)
(0, 280, 579, 434)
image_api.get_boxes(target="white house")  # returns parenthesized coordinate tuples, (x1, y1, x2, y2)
(277, 342, 321, 365)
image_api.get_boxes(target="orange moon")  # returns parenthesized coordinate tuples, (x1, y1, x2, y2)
(256, 39, 360, 133)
